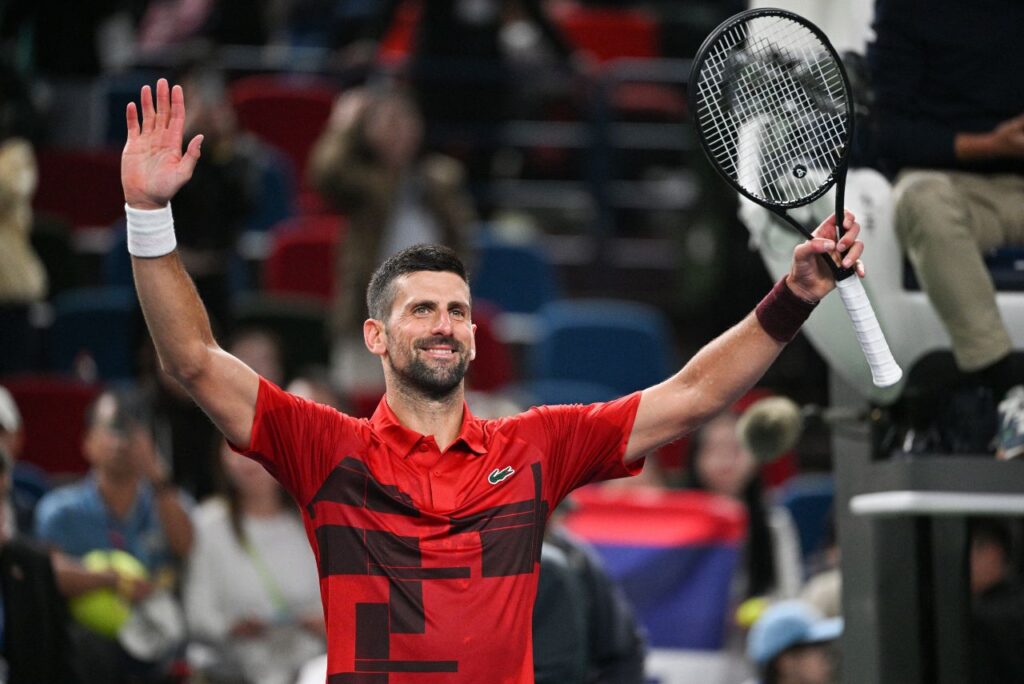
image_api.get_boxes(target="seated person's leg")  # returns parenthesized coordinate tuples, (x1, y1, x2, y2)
(893, 169, 1012, 376)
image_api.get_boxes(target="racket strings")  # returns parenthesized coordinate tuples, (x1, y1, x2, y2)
(695, 15, 849, 205)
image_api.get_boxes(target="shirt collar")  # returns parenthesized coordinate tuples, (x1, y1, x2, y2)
(370, 396, 488, 458)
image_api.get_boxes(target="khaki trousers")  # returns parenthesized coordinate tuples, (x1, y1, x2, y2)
(893, 169, 1024, 371)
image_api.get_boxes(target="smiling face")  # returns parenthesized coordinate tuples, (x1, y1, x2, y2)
(365, 270, 476, 399)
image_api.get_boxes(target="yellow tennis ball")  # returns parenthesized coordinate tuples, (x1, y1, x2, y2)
(736, 595, 770, 629)
(69, 550, 148, 638)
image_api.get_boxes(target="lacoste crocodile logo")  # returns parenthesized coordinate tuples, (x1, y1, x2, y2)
(487, 466, 515, 485)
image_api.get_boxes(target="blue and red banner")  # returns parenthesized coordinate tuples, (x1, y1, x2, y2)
(563, 485, 747, 650)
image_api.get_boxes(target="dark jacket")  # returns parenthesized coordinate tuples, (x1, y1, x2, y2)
(868, 0, 1024, 176)
(0, 537, 80, 683)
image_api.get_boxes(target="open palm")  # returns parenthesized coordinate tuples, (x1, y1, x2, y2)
(122, 78, 203, 209)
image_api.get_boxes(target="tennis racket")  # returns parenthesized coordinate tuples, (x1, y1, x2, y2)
(689, 8, 902, 388)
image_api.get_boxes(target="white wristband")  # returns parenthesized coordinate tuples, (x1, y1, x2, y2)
(125, 203, 177, 257)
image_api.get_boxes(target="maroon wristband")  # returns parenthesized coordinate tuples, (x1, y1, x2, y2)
(755, 277, 818, 343)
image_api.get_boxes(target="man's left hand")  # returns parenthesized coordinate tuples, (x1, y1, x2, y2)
(786, 210, 865, 302)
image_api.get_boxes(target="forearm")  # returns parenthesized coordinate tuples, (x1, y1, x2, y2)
(673, 314, 786, 426)
(51, 551, 118, 598)
(153, 485, 194, 557)
(132, 250, 218, 384)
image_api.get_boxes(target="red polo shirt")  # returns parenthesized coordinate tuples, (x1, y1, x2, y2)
(236, 377, 643, 683)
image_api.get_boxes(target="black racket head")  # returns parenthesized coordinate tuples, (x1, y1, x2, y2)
(688, 8, 854, 210)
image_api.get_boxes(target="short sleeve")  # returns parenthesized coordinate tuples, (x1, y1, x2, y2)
(229, 377, 367, 505)
(524, 392, 643, 506)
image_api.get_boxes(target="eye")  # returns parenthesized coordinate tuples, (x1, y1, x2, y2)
(413, 304, 432, 315)
(450, 307, 467, 319)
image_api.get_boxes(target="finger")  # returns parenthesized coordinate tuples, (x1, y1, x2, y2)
(156, 78, 171, 130)
(841, 240, 865, 268)
(141, 85, 156, 133)
(179, 134, 204, 176)
(838, 221, 861, 251)
(169, 84, 186, 143)
(125, 102, 140, 140)
(856, 259, 866, 278)
(794, 237, 836, 261)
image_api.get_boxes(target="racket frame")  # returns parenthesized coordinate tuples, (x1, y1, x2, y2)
(688, 7, 856, 279)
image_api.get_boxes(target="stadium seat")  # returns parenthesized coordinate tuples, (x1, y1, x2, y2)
(552, 6, 659, 62)
(262, 215, 346, 301)
(529, 298, 675, 396)
(777, 473, 835, 570)
(472, 235, 561, 315)
(49, 287, 143, 381)
(33, 148, 124, 230)
(465, 301, 515, 393)
(228, 74, 336, 186)
(1, 374, 103, 477)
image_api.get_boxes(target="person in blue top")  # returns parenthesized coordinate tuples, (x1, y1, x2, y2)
(34, 388, 193, 573)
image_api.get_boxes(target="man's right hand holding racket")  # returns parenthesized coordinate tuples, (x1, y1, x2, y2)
(788, 210, 866, 304)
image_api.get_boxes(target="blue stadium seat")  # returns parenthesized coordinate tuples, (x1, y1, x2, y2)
(472, 235, 561, 315)
(49, 287, 142, 380)
(777, 473, 835, 569)
(529, 299, 675, 396)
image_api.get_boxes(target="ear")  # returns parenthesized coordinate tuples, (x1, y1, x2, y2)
(364, 318, 387, 357)
(469, 323, 477, 361)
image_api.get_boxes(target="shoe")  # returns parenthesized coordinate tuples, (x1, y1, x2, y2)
(996, 385, 1024, 460)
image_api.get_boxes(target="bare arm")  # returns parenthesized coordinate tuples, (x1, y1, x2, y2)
(624, 213, 864, 462)
(124, 79, 258, 447)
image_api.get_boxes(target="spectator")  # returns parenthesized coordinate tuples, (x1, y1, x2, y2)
(0, 137, 47, 375)
(34, 388, 193, 682)
(868, 0, 1024, 453)
(537, 519, 647, 684)
(685, 411, 803, 603)
(745, 600, 842, 684)
(308, 85, 477, 396)
(969, 517, 1024, 684)
(0, 383, 54, 537)
(35, 388, 193, 570)
(351, 0, 578, 180)
(168, 63, 266, 334)
(0, 447, 82, 683)
(184, 440, 325, 684)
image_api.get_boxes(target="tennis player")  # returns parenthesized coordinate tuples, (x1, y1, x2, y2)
(122, 79, 863, 683)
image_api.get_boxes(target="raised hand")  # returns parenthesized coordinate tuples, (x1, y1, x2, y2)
(122, 78, 203, 210)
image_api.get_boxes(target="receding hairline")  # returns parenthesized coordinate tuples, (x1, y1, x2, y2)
(376, 270, 473, 323)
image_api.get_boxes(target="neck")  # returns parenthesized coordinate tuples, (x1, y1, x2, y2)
(385, 379, 465, 451)
(96, 471, 139, 516)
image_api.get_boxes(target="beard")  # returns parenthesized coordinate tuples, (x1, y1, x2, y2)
(391, 335, 470, 399)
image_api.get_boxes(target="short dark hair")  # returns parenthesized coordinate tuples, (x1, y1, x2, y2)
(366, 244, 469, 321)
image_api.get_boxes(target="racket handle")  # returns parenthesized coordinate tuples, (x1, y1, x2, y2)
(836, 276, 903, 387)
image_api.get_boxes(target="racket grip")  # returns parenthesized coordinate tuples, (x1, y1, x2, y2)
(836, 276, 903, 387)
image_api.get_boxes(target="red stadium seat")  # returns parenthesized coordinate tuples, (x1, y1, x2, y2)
(552, 5, 686, 121)
(552, 5, 659, 62)
(33, 148, 124, 230)
(465, 301, 515, 393)
(228, 75, 337, 185)
(262, 215, 346, 301)
(1, 375, 103, 477)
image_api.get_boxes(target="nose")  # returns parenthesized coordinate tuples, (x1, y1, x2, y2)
(431, 310, 454, 335)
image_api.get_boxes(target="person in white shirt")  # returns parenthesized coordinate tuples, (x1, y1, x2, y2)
(184, 440, 325, 684)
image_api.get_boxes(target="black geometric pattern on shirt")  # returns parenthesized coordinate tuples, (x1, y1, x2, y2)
(307, 457, 419, 519)
(316, 523, 466, 677)
(448, 462, 548, 577)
